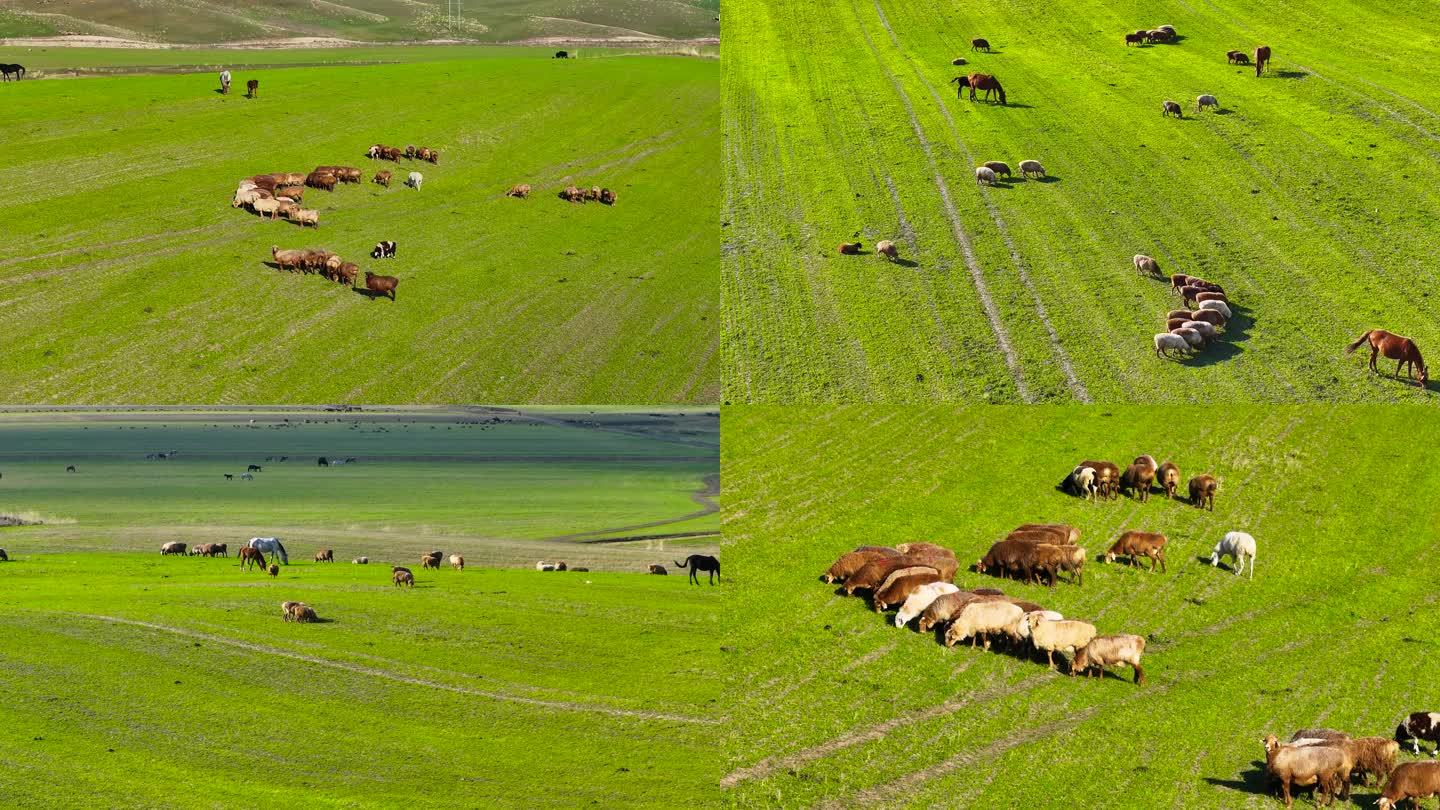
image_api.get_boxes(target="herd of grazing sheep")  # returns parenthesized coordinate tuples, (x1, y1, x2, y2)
(1261, 719, 1440, 809)
(822, 536, 1148, 682)
(1132, 260, 1236, 359)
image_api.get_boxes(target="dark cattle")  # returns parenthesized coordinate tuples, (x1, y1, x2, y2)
(674, 554, 720, 585)
(1, 64, 26, 81)
(363, 272, 399, 301)
(66, 465, 77, 473)
(246, 79, 259, 98)
(370, 240, 397, 259)
(1396, 713, 1440, 755)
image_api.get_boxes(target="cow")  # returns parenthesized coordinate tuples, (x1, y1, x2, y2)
(1396, 713, 1440, 756)
(371, 240, 397, 259)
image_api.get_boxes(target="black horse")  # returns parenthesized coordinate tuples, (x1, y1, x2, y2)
(554, 51, 569, 59)
(1, 64, 25, 82)
(674, 554, 720, 585)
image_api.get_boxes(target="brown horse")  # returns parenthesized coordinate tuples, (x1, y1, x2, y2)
(963, 73, 1006, 105)
(239, 547, 266, 571)
(1346, 330, 1428, 386)
(1255, 46, 1271, 77)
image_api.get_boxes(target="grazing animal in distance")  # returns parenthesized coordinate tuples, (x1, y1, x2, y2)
(964, 73, 1006, 104)
(449, 554, 464, 571)
(1197, 94, 1219, 112)
(370, 240, 397, 259)
(675, 554, 720, 585)
(161, 542, 187, 556)
(0, 64, 26, 81)
(838, 242, 863, 255)
(554, 50, 569, 59)
(971, 38, 991, 52)
(224, 473, 233, 480)
(246, 79, 259, 98)
(240, 473, 253, 480)
(393, 569, 414, 587)
(1105, 531, 1167, 571)
(352, 557, 368, 564)
(1157, 461, 1181, 499)
(1133, 255, 1159, 275)
(1155, 333, 1192, 358)
(314, 548, 333, 563)
(1063, 465, 1098, 499)
(975, 166, 998, 186)
(406, 171, 423, 190)
(1376, 761, 1440, 810)
(1262, 734, 1352, 808)
(267, 563, 279, 577)
(1119, 462, 1155, 501)
(1395, 713, 1440, 756)
(219, 69, 231, 94)
(599, 188, 617, 205)
(1189, 474, 1218, 510)
(1346, 330, 1428, 387)
(951, 57, 967, 66)
(647, 563, 667, 575)
(66, 465, 77, 473)
(247, 464, 262, 472)
(559, 185, 584, 202)
(1162, 100, 1183, 118)
(1227, 50, 1251, 64)
(1255, 45, 1271, 77)
(239, 547, 266, 570)
(1029, 618, 1097, 672)
(248, 537, 288, 564)
(1019, 159, 1045, 179)
(876, 240, 899, 261)
(1074, 634, 1147, 684)
(1125, 32, 1146, 46)
(982, 161, 1012, 178)
(373, 170, 391, 187)
(893, 582, 961, 628)
(505, 184, 531, 198)
(1211, 531, 1255, 578)
(364, 272, 399, 301)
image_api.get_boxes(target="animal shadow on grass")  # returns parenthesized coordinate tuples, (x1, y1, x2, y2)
(351, 287, 391, 301)
(1195, 555, 1239, 574)
(1202, 760, 1271, 797)
(1179, 304, 1253, 367)
(212, 88, 226, 95)
(1269, 70, 1308, 80)
(1014, 175, 1062, 184)
(892, 258, 921, 269)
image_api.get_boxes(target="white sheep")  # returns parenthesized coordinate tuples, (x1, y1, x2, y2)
(407, 171, 423, 190)
(251, 198, 281, 218)
(1071, 465, 1097, 499)
(1029, 617, 1097, 671)
(1182, 320, 1217, 341)
(1019, 159, 1045, 179)
(944, 600, 1022, 649)
(1154, 333, 1191, 358)
(1211, 531, 1256, 579)
(294, 209, 319, 228)
(975, 166, 997, 186)
(1198, 299, 1232, 319)
(893, 582, 960, 628)
(1172, 327, 1203, 348)
(1011, 609, 1065, 642)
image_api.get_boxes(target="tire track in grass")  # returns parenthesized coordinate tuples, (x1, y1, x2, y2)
(720, 671, 1052, 786)
(847, 0, 1031, 401)
(73, 613, 718, 726)
(869, 0, 1092, 402)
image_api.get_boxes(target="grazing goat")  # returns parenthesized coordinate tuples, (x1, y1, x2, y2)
(1377, 761, 1440, 810)
(1074, 634, 1146, 684)
(1105, 531, 1167, 572)
(1210, 531, 1255, 578)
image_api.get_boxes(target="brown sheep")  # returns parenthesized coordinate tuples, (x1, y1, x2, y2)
(1105, 531, 1167, 572)
(506, 183, 531, 198)
(647, 563, 667, 575)
(917, 591, 1002, 632)
(1073, 634, 1147, 684)
(1133, 254, 1160, 275)
(1004, 529, 1075, 547)
(893, 542, 955, 560)
(559, 185, 585, 202)
(584, 186, 601, 201)
(275, 184, 304, 201)
(876, 240, 899, 261)
(421, 554, 441, 570)
(599, 188, 617, 205)
(281, 601, 303, 621)
(944, 600, 1023, 649)
(1263, 735, 1353, 807)
(336, 262, 359, 286)
(267, 563, 279, 577)
(314, 548, 333, 563)
(1291, 734, 1397, 787)
(976, 539, 1034, 581)
(838, 242, 863, 255)
(1189, 474, 1218, 510)
(1079, 460, 1121, 499)
(1166, 309, 1192, 321)
(853, 545, 902, 556)
(374, 170, 392, 187)
(822, 549, 893, 583)
(1377, 761, 1440, 809)
(872, 570, 943, 612)
(1028, 544, 1086, 587)
(845, 554, 954, 595)
(393, 569, 414, 587)
(982, 161, 1012, 178)
(291, 604, 317, 622)
(1119, 462, 1156, 501)
(1157, 462, 1181, 498)
(1015, 523, 1080, 544)
(161, 541, 187, 555)
(364, 272, 399, 300)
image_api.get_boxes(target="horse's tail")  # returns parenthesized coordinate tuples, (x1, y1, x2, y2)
(1344, 331, 1372, 355)
(673, 557, 690, 569)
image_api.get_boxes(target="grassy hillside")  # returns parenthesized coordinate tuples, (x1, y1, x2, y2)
(0, 408, 721, 808)
(0, 50, 717, 404)
(723, 0, 1440, 403)
(0, 0, 719, 43)
(721, 405, 1440, 807)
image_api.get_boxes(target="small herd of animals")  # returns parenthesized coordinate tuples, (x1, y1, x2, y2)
(1132, 260, 1236, 358)
(1061, 454, 1223, 509)
(822, 536, 1149, 682)
(1258, 723, 1440, 808)
(217, 70, 259, 97)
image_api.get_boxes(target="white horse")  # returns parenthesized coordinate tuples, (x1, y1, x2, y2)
(220, 69, 231, 95)
(248, 537, 288, 565)
(1210, 531, 1255, 579)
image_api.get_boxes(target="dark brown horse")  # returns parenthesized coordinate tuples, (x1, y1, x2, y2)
(0, 64, 25, 81)
(1255, 45, 1271, 77)
(1347, 330, 1428, 386)
(674, 554, 720, 585)
(961, 73, 1006, 105)
(239, 547, 266, 571)
(246, 79, 259, 98)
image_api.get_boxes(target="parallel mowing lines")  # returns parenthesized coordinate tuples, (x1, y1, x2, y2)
(846, 0, 1031, 401)
(72, 613, 718, 726)
(868, 0, 1093, 403)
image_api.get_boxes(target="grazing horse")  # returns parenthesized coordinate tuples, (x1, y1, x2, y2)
(0, 64, 25, 81)
(963, 73, 1006, 105)
(246, 79, 259, 98)
(239, 547, 266, 571)
(1346, 330, 1428, 386)
(219, 69, 231, 94)
(1255, 45, 1271, 77)
(674, 554, 721, 585)
(247, 536, 289, 564)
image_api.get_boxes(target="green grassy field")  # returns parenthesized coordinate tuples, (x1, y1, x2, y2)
(0, 49, 717, 403)
(722, 405, 1440, 807)
(723, 0, 1440, 403)
(0, 408, 721, 807)
(0, 0, 719, 43)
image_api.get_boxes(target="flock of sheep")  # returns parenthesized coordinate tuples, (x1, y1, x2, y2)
(1262, 721, 1440, 809)
(822, 535, 1148, 681)
(1135, 260, 1237, 359)
(974, 158, 1047, 188)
